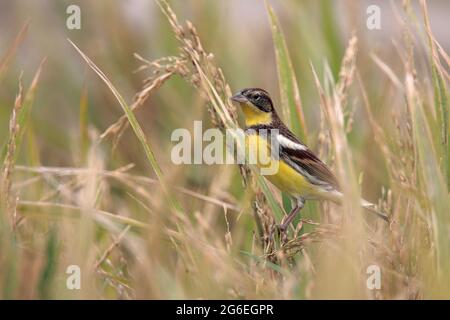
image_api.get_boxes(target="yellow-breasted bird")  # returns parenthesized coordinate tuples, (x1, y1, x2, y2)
(230, 88, 389, 232)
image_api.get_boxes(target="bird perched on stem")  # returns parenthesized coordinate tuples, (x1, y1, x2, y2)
(230, 88, 389, 235)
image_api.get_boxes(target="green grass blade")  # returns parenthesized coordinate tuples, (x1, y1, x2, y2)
(421, 0, 449, 188)
(319, 0, 342, 78)
(37, 227, 59, 299)
(0, 20, 29, 83)
(79, 70, 89, 164)
(68, 39, 183, 215)
(1, 59, 46, 163)
(15, 58, 46, 159)
(254, 174, 284, 222)
(431, 64, 449, 187)
(265, 1, 307, 142)
(406, 73, 450, 295)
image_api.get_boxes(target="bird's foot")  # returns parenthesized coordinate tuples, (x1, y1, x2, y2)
(277, 223, 289, 245)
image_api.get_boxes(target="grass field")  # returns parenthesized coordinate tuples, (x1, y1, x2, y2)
(0, 0, 449, 299)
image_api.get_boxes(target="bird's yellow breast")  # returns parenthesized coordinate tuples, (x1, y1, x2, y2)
(246, 133, 319, 198)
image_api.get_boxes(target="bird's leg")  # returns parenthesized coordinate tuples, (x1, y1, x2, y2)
(279, 198, 305, 242)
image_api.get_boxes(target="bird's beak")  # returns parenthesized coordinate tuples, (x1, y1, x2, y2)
(230, 92, 247, 103)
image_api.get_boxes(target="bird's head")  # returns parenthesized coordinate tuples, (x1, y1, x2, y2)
(230, 88, 275, 126)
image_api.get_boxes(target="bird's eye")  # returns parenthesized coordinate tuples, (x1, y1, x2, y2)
(253, 94, 261, 101)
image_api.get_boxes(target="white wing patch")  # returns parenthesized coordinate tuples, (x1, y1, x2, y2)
(276, 134, 307, 151)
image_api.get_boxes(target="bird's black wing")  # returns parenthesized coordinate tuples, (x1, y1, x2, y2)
(273, 119, 340, 191)
(280, 145, 340, 191)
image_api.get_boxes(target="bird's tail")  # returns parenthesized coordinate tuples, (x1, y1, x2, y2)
(325, 190, 390, 222)
(360, 199, 390, 223)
